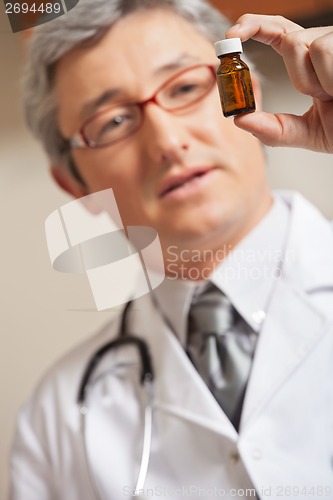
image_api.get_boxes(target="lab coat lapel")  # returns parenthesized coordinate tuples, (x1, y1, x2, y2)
(128, 296, 238, 440)
(240, 278, 329, 428)
(241, 191, 333, 428)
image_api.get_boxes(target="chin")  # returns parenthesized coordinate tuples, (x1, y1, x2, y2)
(159, 214, 229, 251)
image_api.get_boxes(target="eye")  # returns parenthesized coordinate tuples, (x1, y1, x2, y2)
(94, 110, 137, 143)
(100, 114, 130, 133)
(171, 83, 199, 97)
(84, 105, 140, 146)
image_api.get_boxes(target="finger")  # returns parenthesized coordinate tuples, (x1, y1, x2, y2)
(227, 14, 333, 54)
(227, 16, 333, 101)
(279, 28, 333, 101)
(233, 111, 313, 149)
(309, 31, 333, 97)
(225, 14, 302, 50)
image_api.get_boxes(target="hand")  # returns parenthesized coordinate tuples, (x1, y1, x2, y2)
(226, 14, 333, 153)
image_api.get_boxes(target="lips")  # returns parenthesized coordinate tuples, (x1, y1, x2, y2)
(158, 167, 215, 198)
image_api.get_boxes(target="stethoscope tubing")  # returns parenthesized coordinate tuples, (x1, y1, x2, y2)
(77, 301, 155, 500)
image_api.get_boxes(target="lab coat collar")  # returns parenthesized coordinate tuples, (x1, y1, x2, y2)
(278, 190, 333, 293)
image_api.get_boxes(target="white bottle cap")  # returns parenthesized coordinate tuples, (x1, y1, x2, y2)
(214, 37, 243, 57)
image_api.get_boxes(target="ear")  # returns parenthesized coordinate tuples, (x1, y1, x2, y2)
(50, 165, 106, 215)
(51, 164, 88, 199)
(251, 72, 262, 111)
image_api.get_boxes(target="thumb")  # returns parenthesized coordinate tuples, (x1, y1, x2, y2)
(234, 111, 311, 149)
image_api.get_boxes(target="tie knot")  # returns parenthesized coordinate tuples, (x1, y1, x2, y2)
(188, 284, 234, 336)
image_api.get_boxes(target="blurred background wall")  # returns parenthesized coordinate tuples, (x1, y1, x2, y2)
(1, 1, 333, 498)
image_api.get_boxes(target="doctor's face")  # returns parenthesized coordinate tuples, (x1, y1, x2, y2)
(55, 8, 271, 253)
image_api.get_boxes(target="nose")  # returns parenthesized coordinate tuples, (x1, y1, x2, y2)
(142, 103, 190, 166)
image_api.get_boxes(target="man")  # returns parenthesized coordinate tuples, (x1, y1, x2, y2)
(10, 0, 333, 499)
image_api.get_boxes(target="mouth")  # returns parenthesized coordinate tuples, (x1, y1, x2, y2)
(158, 167, 216, 200)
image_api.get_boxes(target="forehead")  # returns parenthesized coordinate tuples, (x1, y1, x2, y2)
(54, 8, 216, 135)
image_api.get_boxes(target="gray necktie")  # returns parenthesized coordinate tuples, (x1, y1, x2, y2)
(187, 285, 253, 428)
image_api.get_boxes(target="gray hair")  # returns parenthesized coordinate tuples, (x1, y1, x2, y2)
(23, 0, 232, 165)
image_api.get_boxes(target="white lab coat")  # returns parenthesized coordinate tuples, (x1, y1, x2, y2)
(10, 192, 333, 500)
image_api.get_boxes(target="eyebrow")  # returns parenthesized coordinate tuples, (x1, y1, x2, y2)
(79, 53, 201, 122)
(152, 53, 201, 75)
(80, 88, 122, 122)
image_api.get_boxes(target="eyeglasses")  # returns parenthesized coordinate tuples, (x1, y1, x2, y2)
(68, 64, 217, 150)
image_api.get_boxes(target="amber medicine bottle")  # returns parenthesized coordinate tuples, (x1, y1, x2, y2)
(214, 38, 255, 117)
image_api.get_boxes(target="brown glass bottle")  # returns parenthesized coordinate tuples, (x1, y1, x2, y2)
(214, 38, 256, 118)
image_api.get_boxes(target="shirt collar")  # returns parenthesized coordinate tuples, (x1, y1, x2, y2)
(151, 276, 200, 347)
(211, 194, 290, 332)
(152, 194, 290, 344)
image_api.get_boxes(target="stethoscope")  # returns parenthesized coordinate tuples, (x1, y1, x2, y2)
(77, 300, 154, 499)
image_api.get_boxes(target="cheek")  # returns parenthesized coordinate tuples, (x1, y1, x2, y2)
(74, 147, 143, 191)
(205, 103, 264, 174)
(72, 150, 143, 218)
